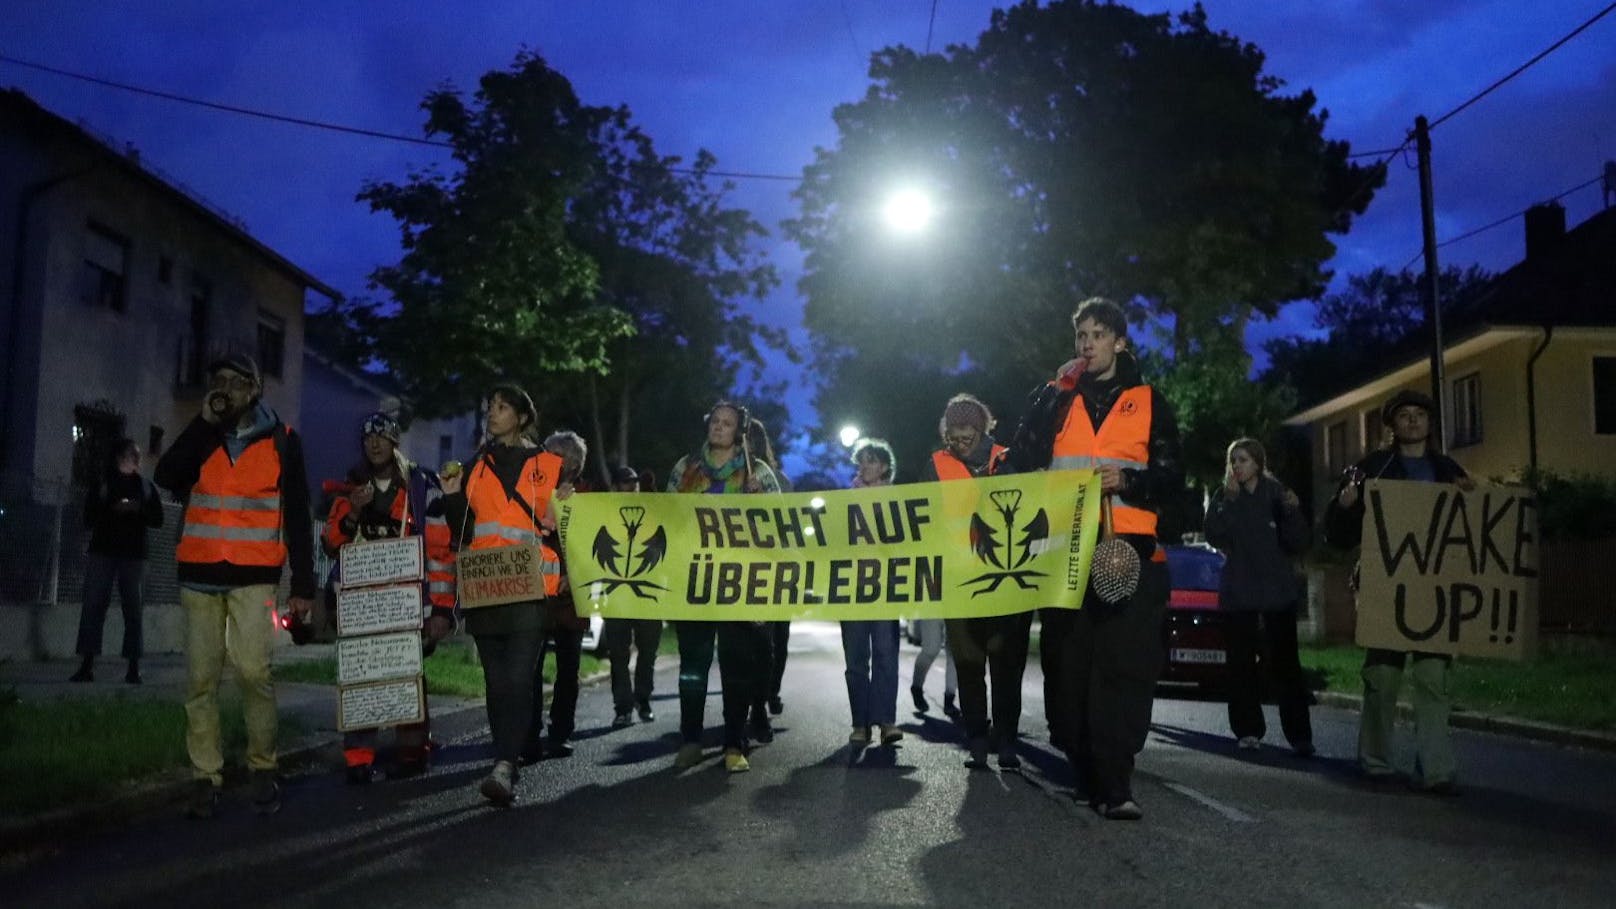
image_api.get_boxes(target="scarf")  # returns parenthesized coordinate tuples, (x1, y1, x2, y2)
(678, 446, 750, 494)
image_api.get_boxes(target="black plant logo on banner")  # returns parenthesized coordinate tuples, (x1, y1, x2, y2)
(582, 506, 670, 599)
(961, 489, 1050, 596)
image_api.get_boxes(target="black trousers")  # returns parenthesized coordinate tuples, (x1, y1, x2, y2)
(76, 554, 144, 659)
(606, 618, 662, 711)
(1224, 607, 1313, 746)
(472, 629, 543, 766)
(1045, 559, 1169, 805)
(677, 620, 768, 749)
(766, 621, 791, 700)
(946, 612, 1033, 743)
(534, 627, 584, 744)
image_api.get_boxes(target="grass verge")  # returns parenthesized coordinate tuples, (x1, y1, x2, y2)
(1299, 642, 1616, 732)
(272, 637, 608, 700)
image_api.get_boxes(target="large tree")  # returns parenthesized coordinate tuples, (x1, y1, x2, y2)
(787, 0, 1383, 476)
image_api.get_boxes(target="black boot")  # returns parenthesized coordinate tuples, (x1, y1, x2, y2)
(964, 737, 990, 770)
(942, 693, 961, 719)
(125, 659, 142, 685)
(910, 685, 929, 713)
(69, 658, 93, 683)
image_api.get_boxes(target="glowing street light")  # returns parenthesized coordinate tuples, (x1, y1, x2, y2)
(839, 425, 861, 447)
(882, 188, 934, 234)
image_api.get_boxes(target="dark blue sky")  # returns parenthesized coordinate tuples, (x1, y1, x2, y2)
(5, 1, 1614, 456)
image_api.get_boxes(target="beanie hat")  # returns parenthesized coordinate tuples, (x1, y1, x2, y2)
(361, 411, 402, 443)
(207, 353, 261, 385)
(941, 394, 993, 433)
(1382, 389, 1436, 426)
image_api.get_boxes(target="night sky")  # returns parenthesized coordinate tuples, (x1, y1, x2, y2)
(5, 1, 1614, 458)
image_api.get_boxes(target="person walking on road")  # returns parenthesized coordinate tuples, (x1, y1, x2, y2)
(747, 417, 794, 718)
(155, 354, 316, 819)
(72, 438, 163, 685)
(527, 430, 588, 763)
(1203, 437, 1314, 756)
(1326, 389, 1473, 796)
(667, 401, 781, 774)
(604, 465, 662, 729)
(1003, 298, 1183, 821)
(841, 438, 904, 749)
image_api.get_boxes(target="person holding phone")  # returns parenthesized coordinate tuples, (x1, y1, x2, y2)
(71, 439, 164, 685)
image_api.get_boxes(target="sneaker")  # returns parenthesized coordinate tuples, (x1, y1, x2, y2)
(911, 685, 929, 713)
(185, 779, 219, 819)
(848, 726, 870, 746)
(997, 747, 1022, 770)
(964, 737, 990, 770)
(250, 770, 281, 815)
(479, 760, 516, 806)
(751, 717, 775, 744)
(767, 696, 784, 716)
(69, 665, 93, 683)
(724, 749, 750, 774)
(675, 743, 704, 769)
(942, 694, 961, 719)
(1101, 799, 1144, 821)
(519, 742, 544, 765)
(547, 739, 574, 759)
(613, 711, 634, 729)
(879, 724, 904, 745)
(638, 701, 656, 722)
(345, 764, 380, 785)
(124, 668, 142, 685)
(1237, 736, 1261, 751)
(1292, 741, 1316, 758)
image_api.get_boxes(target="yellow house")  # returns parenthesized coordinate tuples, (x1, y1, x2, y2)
(1286, 203, 1616, 512)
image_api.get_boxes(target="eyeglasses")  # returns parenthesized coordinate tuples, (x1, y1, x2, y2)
(944, 433, 979, 447)
(208, 373, 255, 392)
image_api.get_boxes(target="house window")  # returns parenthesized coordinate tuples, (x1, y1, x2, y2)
(1451, 373, 1483, 448)
(1595, 356, 1616, 435)
(256, 310, 286, 379)
(1325, 420, 1348, 473)
(81, 222, 128, 312)
(70, 403, 126, 488)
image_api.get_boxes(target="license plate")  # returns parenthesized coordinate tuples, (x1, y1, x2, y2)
(1171, 648, 1226, 664)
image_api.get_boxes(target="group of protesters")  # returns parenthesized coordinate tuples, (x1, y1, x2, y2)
(75, 295, 1471, 821)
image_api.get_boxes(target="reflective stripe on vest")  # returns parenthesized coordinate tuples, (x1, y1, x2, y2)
(177, 435, 287, 568)
(465, 451, 562, 552)
(1051, 386, 1158, 538)
(932, 445, 1006, 482)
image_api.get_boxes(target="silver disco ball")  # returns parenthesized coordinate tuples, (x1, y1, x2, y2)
(1091, 538, 1141, 605)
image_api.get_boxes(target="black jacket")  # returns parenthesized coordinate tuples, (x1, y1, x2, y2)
(1322, 447, 1469, 549)
(1003, 354, 1183, 558)
(84, 472, 164, 560)
(154, 409, 316, 599)
(1204, 476, 1309, 611)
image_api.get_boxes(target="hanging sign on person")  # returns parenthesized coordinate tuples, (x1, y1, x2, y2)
(456, 543, 548, 609)
(336, 536, 427, 730)
(339, 537, 424, 588)
(1354, 480, 1539, 661)
(558, 470, 1102, 621)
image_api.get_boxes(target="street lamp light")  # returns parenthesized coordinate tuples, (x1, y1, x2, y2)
(839, 425, 861, 447)
(882, 188, 934, 234)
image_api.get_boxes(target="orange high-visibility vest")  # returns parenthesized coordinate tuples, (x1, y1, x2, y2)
(1051, 385, 1159, 539)
(177, 436, 287, 568)
(932, 445, 1005, 482)
(324, 478, 458, 609)
(465, 449, 563, 594)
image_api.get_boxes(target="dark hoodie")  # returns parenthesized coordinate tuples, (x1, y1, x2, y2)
(154, 403, 316, 598)
(1003, 352, 1183, 559)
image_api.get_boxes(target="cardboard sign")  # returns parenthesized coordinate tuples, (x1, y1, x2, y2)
(337, 630, 423, 685)
(457, 543, 547, 609)
(337, 583, 426, 637)
(339, 536, 425, 589)
(338, 677, 425, 731)
(1355, 480, 1539, 661)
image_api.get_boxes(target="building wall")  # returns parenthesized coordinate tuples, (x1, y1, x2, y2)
(1533, 334, 1616, 476)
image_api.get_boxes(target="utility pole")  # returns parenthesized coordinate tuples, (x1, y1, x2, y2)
(1414, 115, 1448, 453)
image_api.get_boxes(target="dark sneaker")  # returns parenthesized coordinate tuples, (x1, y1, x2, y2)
(997, 748, 1022, 770)
(674, 743, 703, 769)
(250, 770, 281, 815)
(910, 685, 929, 713)
(613, 711, 634, 729)
(964, 737, 990, 770)
(185, 780, 219, 819)
(1101, 800, 1143, 821)
(124, 668, 142, 685)
(547, 739, 574, 759)
(1292, 742, 1316, 758)
(519, 740, 545, 766)
(638, 701, 656, 722)
(479, 761, 516, 806)
(69, 665, 93, 683)
(751, 717, 775, 744)
(766, 696, 784, 716)
(942, 694, 961, 719)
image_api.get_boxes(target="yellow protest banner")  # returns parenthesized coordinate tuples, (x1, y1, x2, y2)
(557, 470, 1101, 621)
(1354, 480, 1539, 661)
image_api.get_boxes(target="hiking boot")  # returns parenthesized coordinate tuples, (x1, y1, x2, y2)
(675, 743, 704, 769)
(848, 726, 870, 746)
(479, 760, 516, 806)
(964, 737, 990, 770)
(879, 725, 904, 745)
(724, 748, 750, 774)
(185, 780, 219, 819)
(910, 685, 929, 713)
(767, 696, 784, 716)
(638, 700, 656, 722)
(942, 694, 961, 719)
(250, 770, 281, 815)
(613, 711, 634, 729)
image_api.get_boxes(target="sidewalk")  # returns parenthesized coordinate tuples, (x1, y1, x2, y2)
(1314, 690, 1616, 752)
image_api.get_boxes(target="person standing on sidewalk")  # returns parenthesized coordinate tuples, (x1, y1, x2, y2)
(526, 430, 588, 763)
(440, 384, 564, 806)
(841, 438, 904, 750)
(604, 465, 662, 729)
(320, 412, 456, 783)
(1003, 297, 1183, 821)
(1203, 437, 1314, 756)
(667, 401, 781, 774)
(72, 438, 164, 685)
(155, 354, 315, 819)
(747, 417, 794, 718)
(1326, 389, 1472, 796)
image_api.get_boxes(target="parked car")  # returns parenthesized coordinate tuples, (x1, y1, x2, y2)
(1160, 542, 1229, 689)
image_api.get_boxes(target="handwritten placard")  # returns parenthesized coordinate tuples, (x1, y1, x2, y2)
(338, 677, 425, 731)
(337, 630, 423, 685)
(1355, 480, 1539, 661)
(457, 543, 546, 609)
(338, 583, 426, 637)
(340, 537, 424, 590)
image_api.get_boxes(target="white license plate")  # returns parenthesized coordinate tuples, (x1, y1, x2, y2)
(1171, 648, 1226, 664)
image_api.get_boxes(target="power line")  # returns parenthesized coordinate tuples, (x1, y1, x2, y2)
(840, 0, 867, 69)
(1399, 172, 1605, 269)
(926, 0, 940, 54)
(1428, 2, 1616, 130)
(0, 51, 803, 184)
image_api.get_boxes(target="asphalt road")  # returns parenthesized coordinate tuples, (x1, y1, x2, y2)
(7, 622, 1614, 908)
